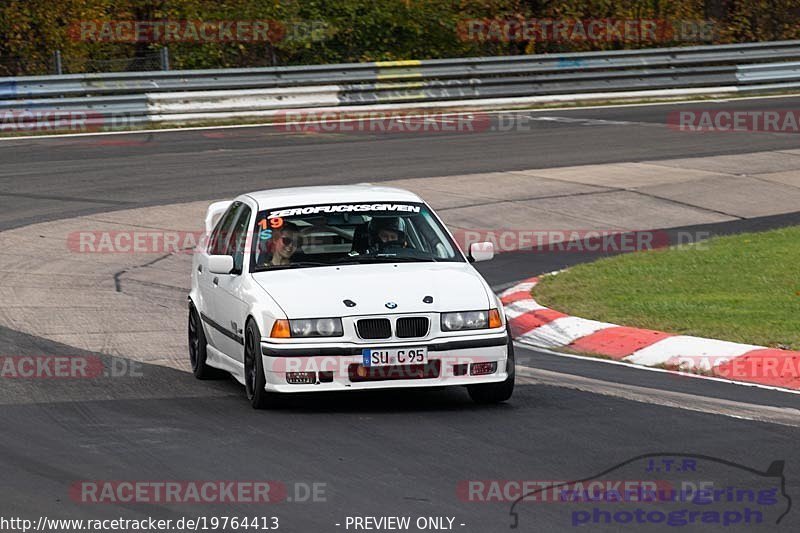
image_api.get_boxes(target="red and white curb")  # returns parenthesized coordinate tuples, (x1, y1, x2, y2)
(500, 277, 800, 391)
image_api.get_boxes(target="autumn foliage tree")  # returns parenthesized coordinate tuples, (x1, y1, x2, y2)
(0, 0, 798, 76)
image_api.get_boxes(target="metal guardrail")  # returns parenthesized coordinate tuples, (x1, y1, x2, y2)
(2, 40, 800, 129)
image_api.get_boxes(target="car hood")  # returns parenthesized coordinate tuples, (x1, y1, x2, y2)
(251, 263, 491, 318)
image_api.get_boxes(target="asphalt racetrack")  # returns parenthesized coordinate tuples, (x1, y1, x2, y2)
(1, 97, 799, 532)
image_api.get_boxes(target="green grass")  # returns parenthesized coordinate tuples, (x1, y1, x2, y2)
(534, 226, 800, 350)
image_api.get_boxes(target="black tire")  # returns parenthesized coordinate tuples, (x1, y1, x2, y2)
(467, 329, 515, 404)
(244, 319, 274, 409)
(188, 303, 225, 379)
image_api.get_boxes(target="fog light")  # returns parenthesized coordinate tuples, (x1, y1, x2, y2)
(470, 362, 497, 376)
(318, 371, 334, 383)
(286, 371, 316, 384)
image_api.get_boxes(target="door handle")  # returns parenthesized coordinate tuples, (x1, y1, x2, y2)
(213, 277, 219, 286)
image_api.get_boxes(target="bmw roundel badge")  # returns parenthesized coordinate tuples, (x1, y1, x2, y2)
(385, 302, 398, 309)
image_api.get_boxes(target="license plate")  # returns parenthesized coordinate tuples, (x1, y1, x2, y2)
(362, 347, 428, 367)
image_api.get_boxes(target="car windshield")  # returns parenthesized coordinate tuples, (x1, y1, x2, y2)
(251, 201, 464, 271)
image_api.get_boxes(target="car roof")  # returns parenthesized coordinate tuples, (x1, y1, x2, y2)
(243, 184, 424, 211)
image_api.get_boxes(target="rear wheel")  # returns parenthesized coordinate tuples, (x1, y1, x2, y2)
(188, 303, 225, 379)
(467, 329, 515, 404)
(244, 320, 274, 409)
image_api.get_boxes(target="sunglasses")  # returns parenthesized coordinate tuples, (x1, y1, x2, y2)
(280, 236, 300, 247)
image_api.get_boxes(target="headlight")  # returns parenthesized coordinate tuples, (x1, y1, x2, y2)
(288, 318, 343, 337)
(441, 311, 487, 331)
(441, 309, 503, 331)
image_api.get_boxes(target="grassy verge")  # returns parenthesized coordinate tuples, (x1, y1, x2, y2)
(534, 226, 800, 350)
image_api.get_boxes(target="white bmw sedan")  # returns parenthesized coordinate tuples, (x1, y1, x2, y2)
(188, 185, 514, 408)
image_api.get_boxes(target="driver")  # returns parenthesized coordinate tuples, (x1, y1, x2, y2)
(368, 217, 408, 251)
(266, 222, 300, 267)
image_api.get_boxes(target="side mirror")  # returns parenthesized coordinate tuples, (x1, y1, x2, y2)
(208, 255, 234, 275)
(469, 242, 494, 262)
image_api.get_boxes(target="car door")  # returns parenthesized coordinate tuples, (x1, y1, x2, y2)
(199, 201, 242, 351)
(212, 202, 253, 362)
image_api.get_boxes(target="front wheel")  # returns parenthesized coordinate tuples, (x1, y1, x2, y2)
(188, 303, 225, 379)
(244, 320, 274, 409)
(467, 331, 515, 404)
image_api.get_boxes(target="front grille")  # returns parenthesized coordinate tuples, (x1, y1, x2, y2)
(357, 318, 392, 339)
(396, 317, 429, 338)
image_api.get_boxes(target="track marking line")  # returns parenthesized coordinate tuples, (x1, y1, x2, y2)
(515, 365, 800, 427)
(515, 343, 800, 396)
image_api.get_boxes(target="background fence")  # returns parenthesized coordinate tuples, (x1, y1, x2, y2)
(3, 40, 800, 131)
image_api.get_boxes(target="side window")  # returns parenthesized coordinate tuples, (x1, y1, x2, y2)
(226, 204, 252, 274)
(208, 202, 241, 255)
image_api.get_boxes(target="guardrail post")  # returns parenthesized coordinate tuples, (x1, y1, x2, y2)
(160, 47, 170, 71)
(266, 43, 277, 66)
(54, 50, 63, 75)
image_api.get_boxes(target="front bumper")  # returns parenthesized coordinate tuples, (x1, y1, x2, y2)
(260, 333, 508, 393)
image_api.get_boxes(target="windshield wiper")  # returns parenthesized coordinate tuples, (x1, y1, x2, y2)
(379, 255, 438, 262)
(257, 261, 330, 270)
(340, 255, 439, 263)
